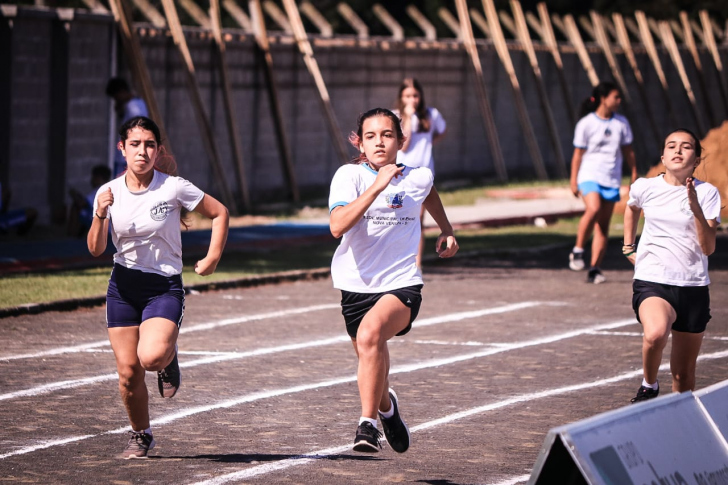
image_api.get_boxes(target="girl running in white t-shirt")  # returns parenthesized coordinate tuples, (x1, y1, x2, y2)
(88, 116, 229, 458)
(624, 128, 721, 403)
(569, 82, 637, 283)
(329, 108, 458, 453)
(394, 78, 447, 268)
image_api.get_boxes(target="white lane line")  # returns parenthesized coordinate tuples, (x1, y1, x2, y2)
(0, 304, 339, 362)
(587, 330, 643, 337)
(408, 340, 490, 346)
(187, 349, 728, 484)
(0, 435, 95, 460)
(0, 315, 633, 458)
(484, 475, 531, 485)
(0, 302, 547, 402)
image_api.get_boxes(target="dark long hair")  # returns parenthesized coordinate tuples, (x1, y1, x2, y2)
(662, 128, 703, 161)
(578, 82, 619, 119)
(348, 108, 406, 164)
(396, 78, 430, 132)
(118, 116, 177, 176)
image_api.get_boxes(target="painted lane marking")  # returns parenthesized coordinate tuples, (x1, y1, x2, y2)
(0, 302, 548, 401)
(186, 349, 728, 484)
(0, 315, 634, 459)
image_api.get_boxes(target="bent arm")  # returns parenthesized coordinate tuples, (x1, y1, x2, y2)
(433, 127, 447, 145)
(193, 194, 229, 270)
(87, 214, 109, 256)
(621, 145, 638, 184)
(330, 185, 382, 238)
(423, 186, 458, 258)
(693, 211, 718, 256)
(623, 204, 641, 265)
(570, 148, 586, 196)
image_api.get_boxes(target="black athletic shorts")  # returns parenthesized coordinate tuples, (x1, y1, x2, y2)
(632, 279, 711, 334)
(340, 284, 423, 339)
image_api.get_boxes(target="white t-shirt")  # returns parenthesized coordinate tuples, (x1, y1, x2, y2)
(628, 175, 721, 286)
(396, 107, 446, 173)
(94, 170, 205, 276)
(573, 112, 633, 188)
(329, 163, 434, 293)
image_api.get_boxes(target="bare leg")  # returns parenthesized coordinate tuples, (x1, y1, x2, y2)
(670, 330, 704, 392)
(574, 192, 602, 249)
(590, 200, 615, 268)
(353, 295, 410, 419)
(638, 297, 676, 385)
(108, 326, 149, 431)
(137, 317, 179, 371)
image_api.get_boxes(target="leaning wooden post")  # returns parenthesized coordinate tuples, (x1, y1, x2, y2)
(107, 0, 170, 155)
(590, 12, 630, 102)
(511, 0, 566, 177)
(700, 10, 728, 116)
(481, 0, 548, 179)
(659, 20, 704, 136)
(159, 0, 237, 213)
(453, 0, 507, 181)
(613, 13, 661, 148)
(282, 0, 350, 165)
(563, 14, 599, 87)
(210, 0, 251, 212)
(536, 3, 576, 127)
(680, 11, 716, 127)
(635, 11, 679, 128)
(249, 0, 299, 202)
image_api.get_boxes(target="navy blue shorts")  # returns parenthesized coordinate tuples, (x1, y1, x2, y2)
(632, 279, 711, 334)
(106, 264, 185, 328)
(340, 285, 423, 339)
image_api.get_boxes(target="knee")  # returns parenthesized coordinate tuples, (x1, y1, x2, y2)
(137, 350, 167, 372)
(643, 327, 669, 349)
(671, 367, 695, 391)
(117, 365, 144, 390)
(356, 325, 385, 355)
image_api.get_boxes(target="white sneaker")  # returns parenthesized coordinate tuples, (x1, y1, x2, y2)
(569, 251, 585, 271)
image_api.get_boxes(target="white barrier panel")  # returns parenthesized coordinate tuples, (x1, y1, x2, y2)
(696, 379, 728, 444)
(528, 392, 728, 485)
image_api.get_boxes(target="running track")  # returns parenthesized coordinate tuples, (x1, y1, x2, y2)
(1, 241, 727, 484)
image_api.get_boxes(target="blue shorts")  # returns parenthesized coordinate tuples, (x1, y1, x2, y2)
(578, 182, 621, 202)
(106, 264, 185, 328)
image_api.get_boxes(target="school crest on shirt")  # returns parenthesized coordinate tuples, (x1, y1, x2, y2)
(680, 198, 694, 216)
(150, 201, 170, 221)
(385, 192, 405, 209)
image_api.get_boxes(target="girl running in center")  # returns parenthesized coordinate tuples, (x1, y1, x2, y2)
(88, 116, 229, 459)
(394, 78, 447, 268)
(329, 108, 458, 453)
(569, 82, 637, 283)
(624, 128, 720, 403)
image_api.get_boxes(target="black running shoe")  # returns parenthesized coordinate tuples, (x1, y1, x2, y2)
(586, 267, 606, 284)
(353, 421, 382, 453)
(630, 385, 659, 403)
(121, 431, 155, 459)
(378, 389, 410, 453)
(157, 348, 180, 398)
(569, 250, 585, 271)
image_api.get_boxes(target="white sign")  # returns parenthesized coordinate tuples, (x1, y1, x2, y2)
(696, 379, 728, 444)
(529, 393, 728, 485)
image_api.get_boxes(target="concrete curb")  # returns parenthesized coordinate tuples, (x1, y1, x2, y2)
(0, 242, 572, 319)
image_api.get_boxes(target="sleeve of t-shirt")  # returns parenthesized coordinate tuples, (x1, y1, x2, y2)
(431, 108, 446, 135)
(627, 178, 647, 208)
(329, 166, 359, 213)
(621, 117, 634, 146)
(176, 177, 205, 211)
(699, 184, 722, 223)
(573, 118, 588, 149)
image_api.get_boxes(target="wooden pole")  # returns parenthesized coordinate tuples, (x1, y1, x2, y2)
(210, 0, 251, 212)
(659, 20, 704, 136)
(590, 12, 629, 101)
(511, 0, 566, 177)
(263, 1, 292, 34)
(680, 11, 716, 127)
(249, 0, 299, 203)
(177, 0, 211, 29)
(613, 13, 661, 148)
(469, 9, 489, 38)
(223, 0, 253, 33)
(372, 4, 403, 41)
(497, 10, 517, 38)
(700, 10, 728, 116)
(107, 0, 170, 155)
(635, 11, 679, 128)
(300, 1, 333, 38)
(159, 0, 237, 213)
(337, 3, 368, 39)
(438, 7, 462, 39)
(130, 0, 166, 28)
(563, 14, 599, 87)
(282, 0, 350, 164)
(536, 3, 576, 127)
(481, 0, 548, 180)
(406, 5, 436, 41)
(453, 0, 506, 181)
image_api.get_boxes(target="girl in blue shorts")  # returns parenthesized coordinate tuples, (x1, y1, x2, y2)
(568, 82, 637, 283)
(88, 116, 229, 458)
(329, 108, 458, 453)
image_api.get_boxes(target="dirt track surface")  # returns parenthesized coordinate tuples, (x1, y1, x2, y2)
(1, 238, 727, 485)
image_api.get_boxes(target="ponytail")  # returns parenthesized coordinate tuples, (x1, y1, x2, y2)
(579, 82, 619, 119)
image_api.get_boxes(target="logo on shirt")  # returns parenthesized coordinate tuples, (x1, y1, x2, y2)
(150, 201, 170, 221)
(385, 192, 405, 209)
(680, 198, 694, 216)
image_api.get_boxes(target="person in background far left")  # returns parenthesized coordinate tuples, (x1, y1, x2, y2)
(106, 77, 149, 177)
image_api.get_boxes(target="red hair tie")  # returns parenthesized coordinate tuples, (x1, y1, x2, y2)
(590, 96, 595, 102)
